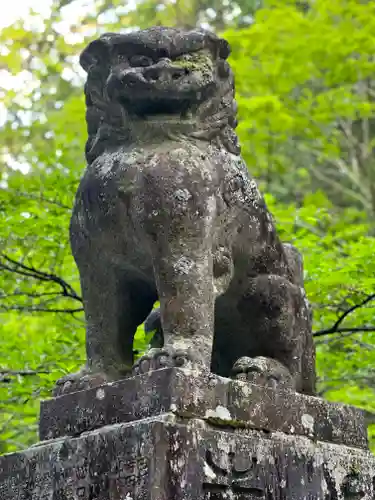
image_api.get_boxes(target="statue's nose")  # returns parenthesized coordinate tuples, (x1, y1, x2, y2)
(106, 61, 191, 99)
(143, 64, 188, 83)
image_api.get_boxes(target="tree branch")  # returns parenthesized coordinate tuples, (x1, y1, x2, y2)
(0, 369, 50, 383)
(9, 190, 71, 211)
(0, 291, 66, 299)
(0, 305, 83, 314)
(313, 293, 375, 337)
(0, 369, 50, 376)
(314, 326, 375, 338)
(0, 253, 82, 303)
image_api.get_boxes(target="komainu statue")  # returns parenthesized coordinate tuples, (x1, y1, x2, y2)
(55, 27, 316, 396)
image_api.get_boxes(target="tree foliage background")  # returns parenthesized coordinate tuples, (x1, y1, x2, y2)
(1, 0, 375, 454)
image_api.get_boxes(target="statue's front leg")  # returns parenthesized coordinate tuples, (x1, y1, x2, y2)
(133, 242, 216, 375)
(54, 258, 156, 396)
(133, 155, 217, 375)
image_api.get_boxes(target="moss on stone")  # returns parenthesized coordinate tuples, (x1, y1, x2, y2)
(173, 49, 214, 78)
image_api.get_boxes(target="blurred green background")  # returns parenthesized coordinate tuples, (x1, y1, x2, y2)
(1, 0, 375, 454)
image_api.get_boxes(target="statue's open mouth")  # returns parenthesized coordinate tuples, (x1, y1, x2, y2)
(120, 96, 193, 117)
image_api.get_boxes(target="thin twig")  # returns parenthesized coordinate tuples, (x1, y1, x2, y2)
(0, 369, 50, 376)
(313, 294, 375, 337)
(0, 253, 82, 303)
(0, 292, 64, 299)
(314, 326, 375, 338)
(7, 190, 71, 211)
(0, 305, 83, 313)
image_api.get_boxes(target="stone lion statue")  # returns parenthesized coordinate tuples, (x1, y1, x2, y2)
(55, 27, 316, 396)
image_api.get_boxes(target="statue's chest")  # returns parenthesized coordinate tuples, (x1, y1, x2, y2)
(89, 144, 254, 213)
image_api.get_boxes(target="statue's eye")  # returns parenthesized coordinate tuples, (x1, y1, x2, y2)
(114, 53, 129, 67)
(129, 55, 153, 67)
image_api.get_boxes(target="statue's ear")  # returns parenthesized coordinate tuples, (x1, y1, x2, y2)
(80, 37, 111, 72)
(218, 39, 230, 60)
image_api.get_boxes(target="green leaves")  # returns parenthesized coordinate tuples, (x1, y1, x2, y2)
(267, 191, 375, 430)
(226, 0, 375, 211)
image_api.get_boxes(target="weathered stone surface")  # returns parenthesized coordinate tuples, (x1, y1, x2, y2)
(2, 416, 375, 500)
(40, 368, 368, 449)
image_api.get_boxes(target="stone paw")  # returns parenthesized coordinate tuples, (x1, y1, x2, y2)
(53, 369, 111, 397)
(132, 347, 196, 375)
(231, 356, 295, 391)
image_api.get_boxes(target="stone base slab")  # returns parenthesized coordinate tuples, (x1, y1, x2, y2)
(39, 368, 368, 449)
(1, 415, 375, 500)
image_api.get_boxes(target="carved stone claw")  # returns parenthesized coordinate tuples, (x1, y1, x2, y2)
(53, 369, 111, 397)
(132, 347, 196, 375)
(232, 356, 295, 391)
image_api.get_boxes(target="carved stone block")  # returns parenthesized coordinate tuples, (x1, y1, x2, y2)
(1, 415, 375, 499)
(40, 369, 367, 449)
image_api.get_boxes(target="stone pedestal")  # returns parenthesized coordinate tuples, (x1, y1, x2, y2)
(1, 368, 375, 499)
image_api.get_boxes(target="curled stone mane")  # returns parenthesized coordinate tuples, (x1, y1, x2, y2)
(80, 26, 240, 164)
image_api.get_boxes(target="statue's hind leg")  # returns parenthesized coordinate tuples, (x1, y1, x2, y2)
(232, 273, 315, 394)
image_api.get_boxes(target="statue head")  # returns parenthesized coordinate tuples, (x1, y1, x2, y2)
(80, 27, 239, 163)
